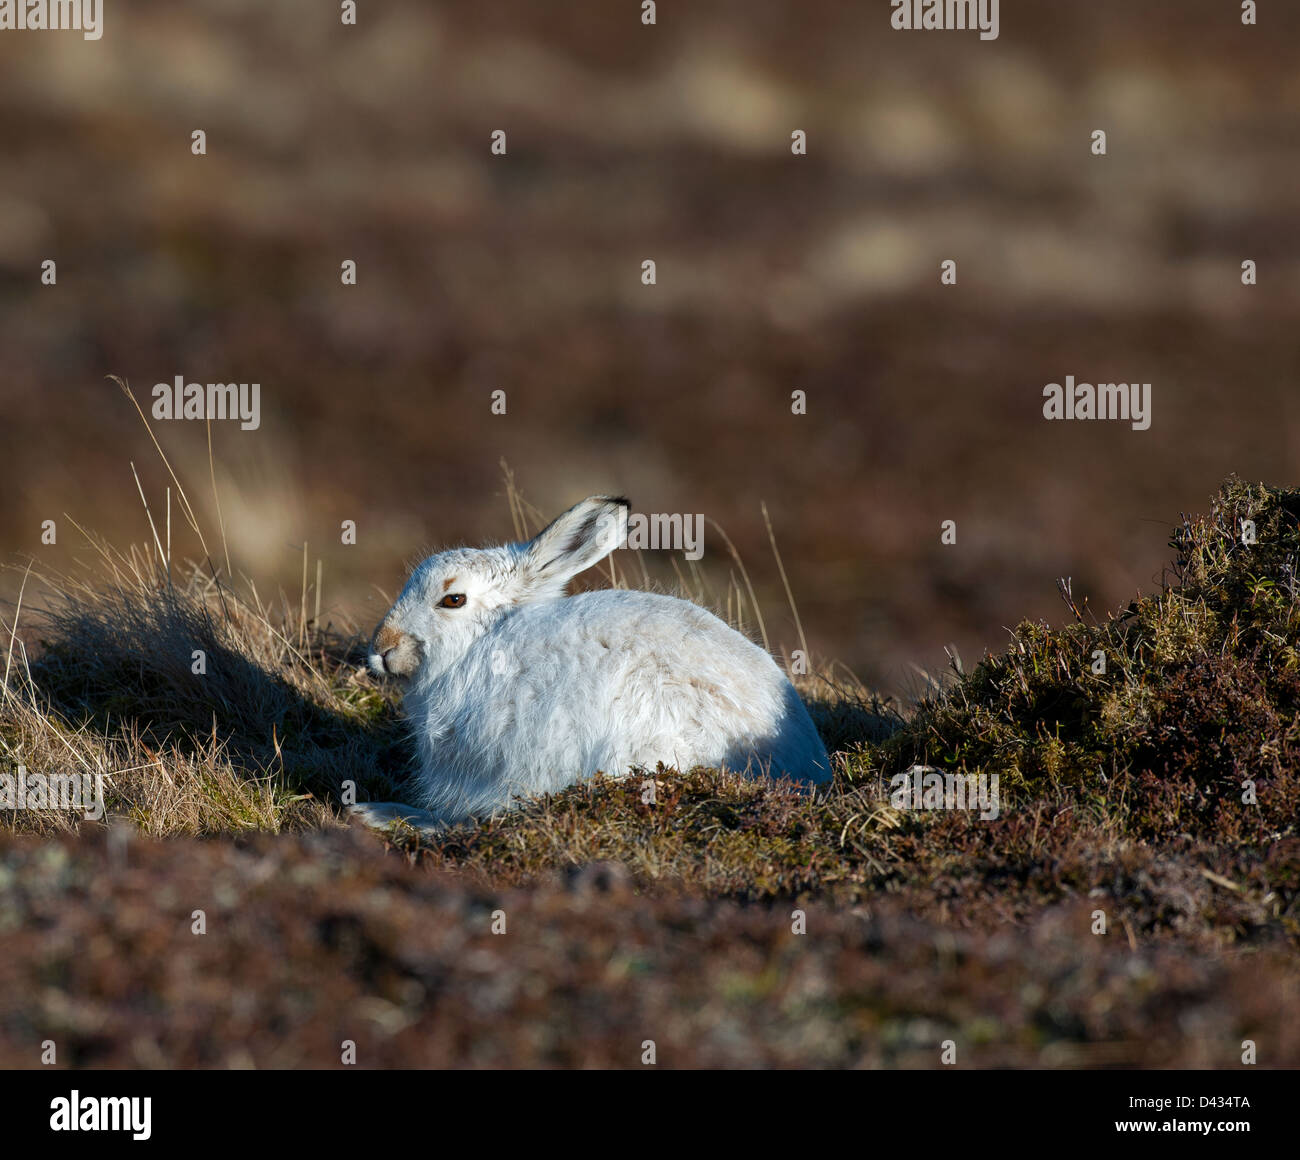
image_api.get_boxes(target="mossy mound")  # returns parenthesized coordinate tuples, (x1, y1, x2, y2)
(875, 475, 1300, 844)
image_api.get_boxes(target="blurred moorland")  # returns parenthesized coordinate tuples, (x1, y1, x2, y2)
(1, 0, 1297, 689)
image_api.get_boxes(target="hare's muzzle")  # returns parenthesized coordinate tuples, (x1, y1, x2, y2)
(369, 622, 420, 678)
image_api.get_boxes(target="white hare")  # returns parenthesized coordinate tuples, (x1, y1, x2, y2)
(352, 495, 830, 832)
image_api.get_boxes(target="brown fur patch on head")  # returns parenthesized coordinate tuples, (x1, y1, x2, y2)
(442, 577, 457, 592)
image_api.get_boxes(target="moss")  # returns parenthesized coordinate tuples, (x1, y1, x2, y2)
(866, 476, 1300, 845)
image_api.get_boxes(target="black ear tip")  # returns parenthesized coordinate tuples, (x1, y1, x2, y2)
(604, 495, 631, 509)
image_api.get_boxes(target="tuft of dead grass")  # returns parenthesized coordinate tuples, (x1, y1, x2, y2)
(1, 533, 410, 837)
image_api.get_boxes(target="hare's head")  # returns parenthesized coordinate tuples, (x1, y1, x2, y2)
(368, 495, 629, 679)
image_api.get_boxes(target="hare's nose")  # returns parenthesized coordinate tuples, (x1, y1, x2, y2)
(370, 622, 416, 676)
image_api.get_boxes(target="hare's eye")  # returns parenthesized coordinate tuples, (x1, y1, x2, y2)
(439, 593, 467, 609)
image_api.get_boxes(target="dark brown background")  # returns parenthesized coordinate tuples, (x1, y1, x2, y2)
(1, 0, 1296, 693)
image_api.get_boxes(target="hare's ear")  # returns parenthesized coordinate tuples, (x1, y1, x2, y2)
(520, 496, 628, 594)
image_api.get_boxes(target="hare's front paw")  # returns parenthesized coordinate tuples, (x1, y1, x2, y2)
(348, 801, 444, 836)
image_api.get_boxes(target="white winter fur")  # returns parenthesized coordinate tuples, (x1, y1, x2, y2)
(358, 496, 830, 829)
